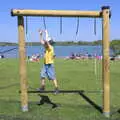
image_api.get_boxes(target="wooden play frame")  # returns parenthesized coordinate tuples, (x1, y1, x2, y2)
(11, 6, 110, 117)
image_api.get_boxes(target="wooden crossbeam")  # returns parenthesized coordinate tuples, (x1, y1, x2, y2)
(26, 90, 103, 94)
(11, 9, 102, 18)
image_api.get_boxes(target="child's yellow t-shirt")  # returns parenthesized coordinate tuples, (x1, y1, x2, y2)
(44, 45, 54, 64)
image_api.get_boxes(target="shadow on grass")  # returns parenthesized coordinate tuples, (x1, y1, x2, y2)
(78, 91, 103, 113)
(0, 98, 120, 120)
(111, 108, 120, 117)
(37, 94, 59, 108)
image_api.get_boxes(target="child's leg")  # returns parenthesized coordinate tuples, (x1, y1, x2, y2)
(40, 65, 46, 89)
(41, 78, 45, 89)
(53, 79, 58, 88)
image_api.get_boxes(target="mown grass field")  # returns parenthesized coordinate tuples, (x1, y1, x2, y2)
(0, 58, 120, 120)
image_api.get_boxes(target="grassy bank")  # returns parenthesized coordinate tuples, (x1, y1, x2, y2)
(0, 58, 120, 120)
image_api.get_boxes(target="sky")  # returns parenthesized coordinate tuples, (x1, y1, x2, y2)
(0, 0, 120, 42)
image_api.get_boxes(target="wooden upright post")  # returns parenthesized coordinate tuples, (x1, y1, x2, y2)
(18, 16, 28, 112)
(102, 6, 110, 117)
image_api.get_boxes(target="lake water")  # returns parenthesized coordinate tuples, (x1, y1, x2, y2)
(0, 45, 113, 58)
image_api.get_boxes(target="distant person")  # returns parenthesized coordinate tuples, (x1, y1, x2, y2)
(1, 55, 4, 58)
(85, 52, 89, 59)
(28, 54, 40, 62)
(70, 52, 76, 59)
(0, 54, 4, 59)
(65, 52, 81, 60)
(88, 54, 92, 59)
(36, 53, 40, 59)
(38, 29, 59, 94)
(110, 57, 115, 61)
(28, 56, 30, 60)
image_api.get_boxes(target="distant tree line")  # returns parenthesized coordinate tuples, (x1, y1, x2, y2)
(110, 40, 120, 55)
(0, 40, 120, 55)
(52, 40, 102, 46)
(0, 40, 102, 46)
(0, 42, 17, 46)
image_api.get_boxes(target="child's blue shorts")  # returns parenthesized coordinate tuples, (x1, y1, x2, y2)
(40, 64, 56, 80)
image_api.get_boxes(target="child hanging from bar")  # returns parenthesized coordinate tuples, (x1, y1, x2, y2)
(38, 29, 59, 94)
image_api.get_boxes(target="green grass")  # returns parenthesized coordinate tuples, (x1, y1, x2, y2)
(0, 58, 120, 120)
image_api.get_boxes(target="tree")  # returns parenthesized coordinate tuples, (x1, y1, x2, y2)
(110, 40, 120, 55)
